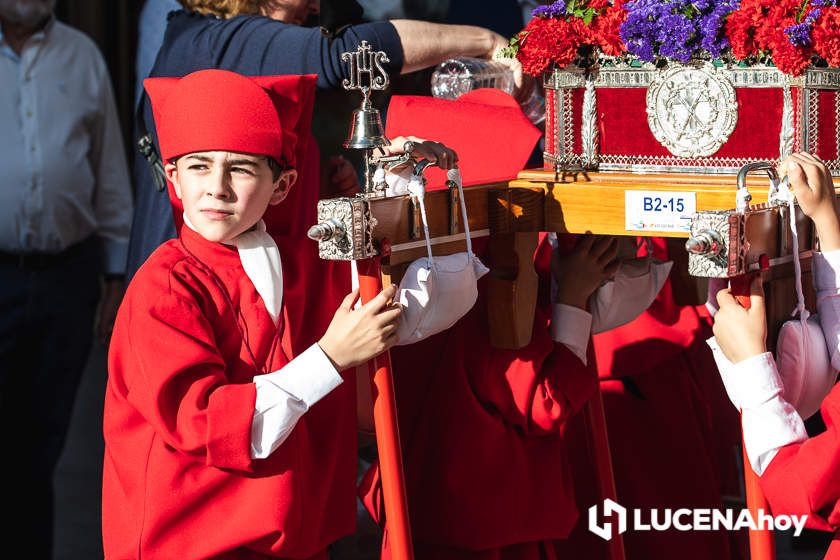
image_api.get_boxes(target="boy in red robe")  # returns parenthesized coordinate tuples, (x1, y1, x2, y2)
(103, 68, 412, 559)
(362, 232, 618, 560)
(711, 152, 840, 558)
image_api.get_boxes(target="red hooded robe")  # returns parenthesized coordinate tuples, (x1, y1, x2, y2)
(103, 70, 354, 559)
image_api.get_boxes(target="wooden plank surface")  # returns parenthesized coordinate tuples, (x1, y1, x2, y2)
(512, 169, 840, 238)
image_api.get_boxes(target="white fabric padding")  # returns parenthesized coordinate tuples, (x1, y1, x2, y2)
(590, 257, 673, 334)
(396, 252, 489, 343)
(395, 167, 489, 344)
(777, 316, 837, 419)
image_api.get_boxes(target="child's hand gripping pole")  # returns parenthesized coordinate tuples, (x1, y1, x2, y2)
(730, 273, 776, 560)
(356, 257, 415, 560)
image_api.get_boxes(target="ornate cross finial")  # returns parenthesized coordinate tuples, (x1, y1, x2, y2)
(341, 41, 390, 103)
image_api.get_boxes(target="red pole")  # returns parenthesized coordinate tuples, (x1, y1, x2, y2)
(356, 258, 414, 560)
(585, 382, 626, 560)
(730, 274, 776, 560)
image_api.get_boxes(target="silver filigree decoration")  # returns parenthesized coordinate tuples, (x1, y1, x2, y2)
(646, 63, 738, 158)
(779, 81, 794, 159)
(314, 198, 377, 260)
(687, 211, 735, 278)
(836, 91, 840, 162)
(581, 74, 599, 169)
(805, 87, 820, 157)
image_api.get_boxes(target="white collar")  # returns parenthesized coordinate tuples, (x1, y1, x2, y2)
(184, 214, 283, 326)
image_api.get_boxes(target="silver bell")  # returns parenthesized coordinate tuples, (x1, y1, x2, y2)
(344, 104, 390, 150)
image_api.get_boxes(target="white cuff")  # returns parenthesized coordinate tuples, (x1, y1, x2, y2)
(550, 304, 593, 365)
(814, 250, 840, 294)
(250, 344, 343, 459)
(708, 345, 807, 475)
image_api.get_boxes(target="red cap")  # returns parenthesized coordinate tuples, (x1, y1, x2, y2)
(144, 69, 316, 168)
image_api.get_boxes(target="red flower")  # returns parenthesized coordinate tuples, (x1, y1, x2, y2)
(725, 8, 759, 59)
(813, 8, 840, 66)
(592, 6, 627, 57)
(517, 17, 583, 76)
(588, 0, 609, 10)
(725, 0, 813, 75)
(766, 24, 812, 75)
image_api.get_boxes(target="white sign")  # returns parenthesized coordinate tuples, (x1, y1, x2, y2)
(625, 190, 697, 233)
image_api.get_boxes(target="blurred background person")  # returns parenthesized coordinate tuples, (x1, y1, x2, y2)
(0, 0, 132, 556)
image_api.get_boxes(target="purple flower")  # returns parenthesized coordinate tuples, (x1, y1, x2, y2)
(811, 0, 836, 7)
(785, 8, 822, 48)
(701, 0, 739, 57)
(620, 0, 740, 62)
(532, 0, 567, 18)
(657, 14, 696, 62)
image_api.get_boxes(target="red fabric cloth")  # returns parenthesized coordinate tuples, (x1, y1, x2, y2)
(103, 227, 356, 559)
(555, 237, 744, 559)
(760, 383, 840, 557)
(360, 236, 598, 558)
(384, 89, 541, 189)
(596, 88, 782, 161)
(144, 69, 316, 167)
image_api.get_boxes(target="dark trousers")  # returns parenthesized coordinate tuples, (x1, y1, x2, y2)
(0, 238, 101, 558)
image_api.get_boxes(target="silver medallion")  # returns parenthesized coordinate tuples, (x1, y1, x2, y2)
(646, 63, 738, 158)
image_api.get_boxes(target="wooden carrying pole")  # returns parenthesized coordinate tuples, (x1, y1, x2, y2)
(730, 274, 776, 560)
(356, 258, 414, 560)
(360, 169, 835, 560)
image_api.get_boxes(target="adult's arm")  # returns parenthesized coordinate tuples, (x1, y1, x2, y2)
(390, 19, 507, 74)
(176, 12, 507, 89)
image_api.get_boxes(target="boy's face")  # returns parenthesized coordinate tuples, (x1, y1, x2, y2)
(165, 151, 297, 243)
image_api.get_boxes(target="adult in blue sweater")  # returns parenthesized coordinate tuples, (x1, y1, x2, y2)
(128, 0, 514, 279)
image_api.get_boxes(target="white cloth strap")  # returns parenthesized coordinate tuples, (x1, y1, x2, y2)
(407, 167, 473, 269)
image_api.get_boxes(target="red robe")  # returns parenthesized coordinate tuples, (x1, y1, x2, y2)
(103, 223, 355, 559)
(361, 236, 599, 559)
(760, 384, 840, 557)
(554, 238, 745, 559)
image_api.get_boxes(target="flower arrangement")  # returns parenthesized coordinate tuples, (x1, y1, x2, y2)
(507, 0, 840, 77)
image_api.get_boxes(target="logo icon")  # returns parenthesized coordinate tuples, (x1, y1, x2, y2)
(589, 498, 628, 541)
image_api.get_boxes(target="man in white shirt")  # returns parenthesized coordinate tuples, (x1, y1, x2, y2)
(0, 0, 132, 555)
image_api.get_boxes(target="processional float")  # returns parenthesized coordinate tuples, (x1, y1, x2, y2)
(309, 42, 840, 560)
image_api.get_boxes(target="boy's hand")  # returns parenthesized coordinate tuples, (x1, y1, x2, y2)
(711, 276, 767, 363)
(552, 235, 620, 310)
(318, 285, 402, 371)
(783, 152, 840, 251)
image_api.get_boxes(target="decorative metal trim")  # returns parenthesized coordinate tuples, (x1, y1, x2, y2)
(836, 91, 840, 161)
(806, 87, 820, 156)
(581, 75, 599, 169)
(804, 70, 840, 89)
(546, 65, 840, 91)
(543, 65, 587, 88)
(779, 81, 794, 159)
(646, 63, 738, 158)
